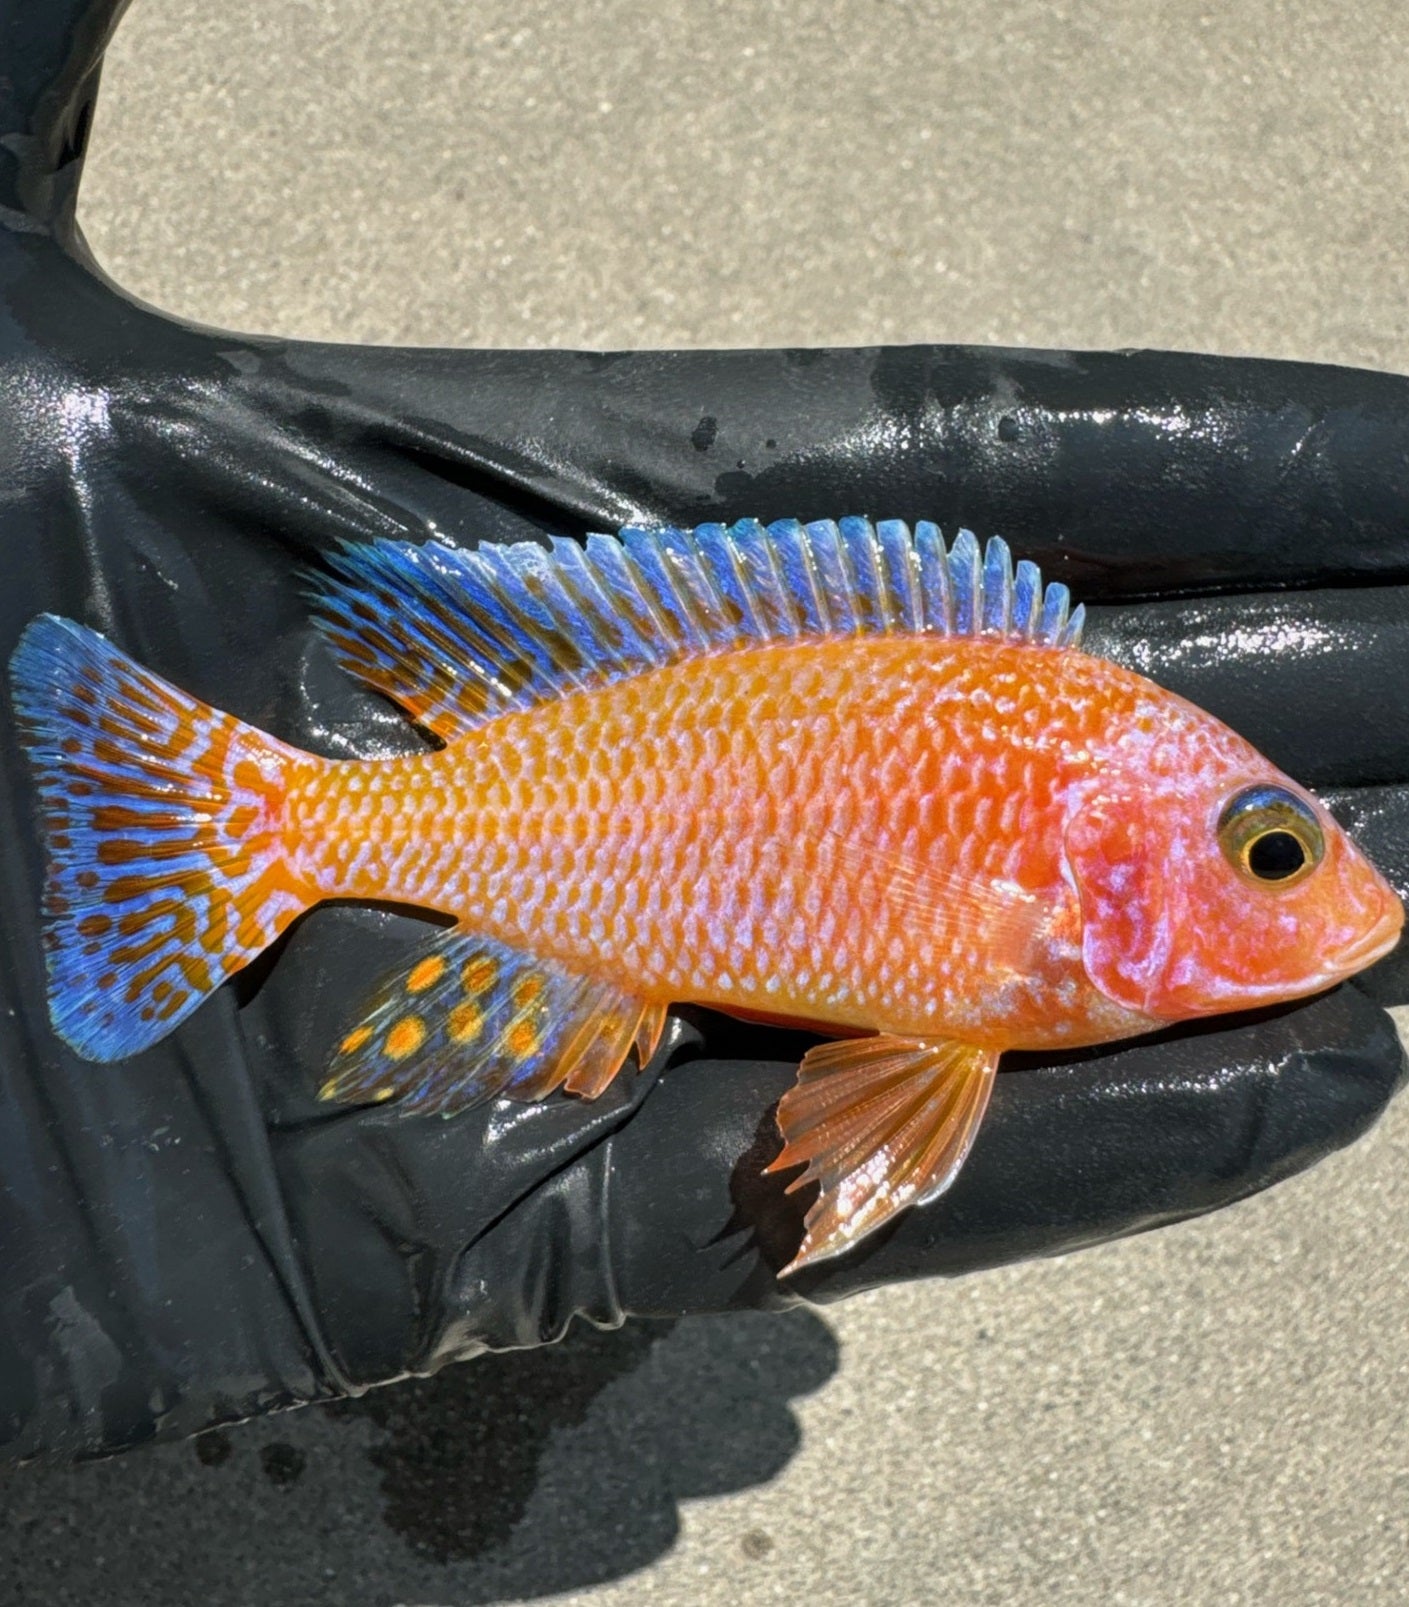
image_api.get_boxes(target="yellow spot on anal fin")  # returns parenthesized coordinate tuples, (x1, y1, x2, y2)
(511, 973, 546, 1010)
(461, 955, 499, 993)
(339, 1024, 374, 1056)
(407, 954, 447, 993)
(372, 1086, 396, 1103)
(504, 1018, 540, 1059)
(385, 1015, 427, 1060)
(448, 1000, 485, 1045)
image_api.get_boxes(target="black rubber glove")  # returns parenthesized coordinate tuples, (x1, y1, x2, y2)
(1, 0, 1405, 1462)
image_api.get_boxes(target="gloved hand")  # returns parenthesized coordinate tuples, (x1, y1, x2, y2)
(1, 0, 1405, 1462)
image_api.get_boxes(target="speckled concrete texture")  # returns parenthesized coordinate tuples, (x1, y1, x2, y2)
(78, 0, 1409, 369)
(7, 2, 1404, 1603)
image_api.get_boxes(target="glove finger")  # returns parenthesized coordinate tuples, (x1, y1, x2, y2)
(229, 343, 1409, 599)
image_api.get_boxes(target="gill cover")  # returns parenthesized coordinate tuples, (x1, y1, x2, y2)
(1064, 789, 1185, 1019)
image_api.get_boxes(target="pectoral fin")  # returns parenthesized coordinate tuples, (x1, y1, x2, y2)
(766, 1035, 999, 1274)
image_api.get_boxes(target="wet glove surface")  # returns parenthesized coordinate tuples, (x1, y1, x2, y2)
(1, 0, 1406, 1461)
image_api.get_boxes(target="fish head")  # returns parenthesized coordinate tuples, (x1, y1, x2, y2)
(1063, 721, 1403, 1022)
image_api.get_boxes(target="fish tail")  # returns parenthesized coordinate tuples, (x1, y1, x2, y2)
(9, 616, 320, 1060)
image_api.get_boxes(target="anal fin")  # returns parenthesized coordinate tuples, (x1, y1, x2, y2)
(765, 1035, 998, 1274)
(318, 931, 666, 1116)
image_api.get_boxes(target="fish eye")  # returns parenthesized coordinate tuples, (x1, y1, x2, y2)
(1217, 785, 1325, 888)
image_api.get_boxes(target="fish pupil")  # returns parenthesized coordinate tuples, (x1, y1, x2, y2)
(1247, 830, 1306, 881)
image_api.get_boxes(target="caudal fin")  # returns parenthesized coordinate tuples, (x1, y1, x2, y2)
(9, 616, 319, 1060)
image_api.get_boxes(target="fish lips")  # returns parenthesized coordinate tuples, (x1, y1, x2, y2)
(1315, 891, 1405, 985)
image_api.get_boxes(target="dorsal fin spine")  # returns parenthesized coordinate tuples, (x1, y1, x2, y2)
(982, 537, 1014, 636)
(544, 536, 628, 662)
(874, 520, 899, 626)
(653, 528, 720, 649)
(562, 534, 661, 670)
(1013, 558, 1041, 639)
(949, 529, 981, 634)
(439, 548, 532, 688)
(913, 521, 952, 634)
(620, 529, 699, 652)
(523, 541, 612, 670)
(773, 520, 827, 635)
(864, 516, 902, 632)
(877, 519, 923, 632)
(1039, 579, 1071, 645)
(485, 544, 597, 691)
(840, 516, 886, 634)
(731, 519, 797, 639)
(695, 523, 760, 639)
(582, 531, 667, 662)
(674, 524, 746, 651)
(802, 520, 850, 634)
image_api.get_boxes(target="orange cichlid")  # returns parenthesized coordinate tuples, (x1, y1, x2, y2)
(9, 519, 1403, 1272)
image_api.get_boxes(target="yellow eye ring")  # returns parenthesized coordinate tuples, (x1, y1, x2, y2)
(1217, 785, 1325, 889)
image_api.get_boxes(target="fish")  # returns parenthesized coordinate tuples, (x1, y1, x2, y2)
(8, 519, 1403, 1273)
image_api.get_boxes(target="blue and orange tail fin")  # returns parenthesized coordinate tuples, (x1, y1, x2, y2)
(9, 616, 320, 1061)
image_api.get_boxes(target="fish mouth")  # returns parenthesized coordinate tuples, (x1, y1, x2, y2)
(1326, 897, 1405, 979)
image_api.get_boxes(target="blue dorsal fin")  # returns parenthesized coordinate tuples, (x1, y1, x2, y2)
(308, 520, 1086, 742)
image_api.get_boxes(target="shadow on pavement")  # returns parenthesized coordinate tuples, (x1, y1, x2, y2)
(0, 1306, 839, 1605)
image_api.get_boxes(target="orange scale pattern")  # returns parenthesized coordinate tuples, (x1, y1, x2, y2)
(287, 633, 1166, 1052)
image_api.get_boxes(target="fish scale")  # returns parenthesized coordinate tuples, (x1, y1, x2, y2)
(11, 519, 1400, 1272)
